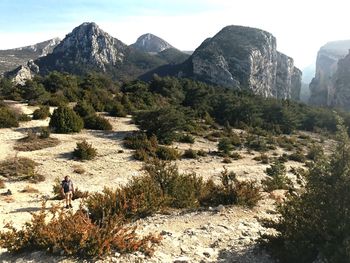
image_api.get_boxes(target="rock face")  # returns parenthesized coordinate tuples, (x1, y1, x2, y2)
(275, 52, 302, 100)
(31, 22, 168, 80)
(333, 52, 350, 110)
(148, 25, 302, 99)
(309, 40, 350, 106)
(5, 60, 40, 85)
(187, 26, 278, 97)
(131, 33, 173, 53)
(0, 38, 60, 75)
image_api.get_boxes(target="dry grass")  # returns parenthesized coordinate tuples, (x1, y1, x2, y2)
(73, 164, 85, 174)
(0, 179, 5, 189)
(14, 137, 60, 152)
(0, 157, 43, 182)
(1, 196, 14, 203)
(20, 185, 40, 193)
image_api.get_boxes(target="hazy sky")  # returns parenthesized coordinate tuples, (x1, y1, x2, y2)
(1, 0, 350, 69)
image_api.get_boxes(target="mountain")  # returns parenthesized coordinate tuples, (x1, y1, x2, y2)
(309, 40, 350, 106)
(0, 38, 60, 75)
(131, 33, 173, 53)
(143, 25, 302, 100)
(10, 22, 168, 82)
(131, 33, 190, 65)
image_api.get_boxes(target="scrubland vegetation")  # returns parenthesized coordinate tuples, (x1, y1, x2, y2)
(0, 73, 348, 261)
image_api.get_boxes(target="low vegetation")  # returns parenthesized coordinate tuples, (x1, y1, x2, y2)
(32, 105, 50, 120)
(261, 118, 350, 263)
(0, 204, 161, 257)
(85, 160, 262, 223)
(73, 140, 97, 161)
(14, 129, 59, 151)
(49, 106, 83, 133)
(262, 161, 292, 192)
(0, 157, 44, 182)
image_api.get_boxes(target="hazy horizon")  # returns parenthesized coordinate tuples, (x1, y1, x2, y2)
(1, 0, 350, 69)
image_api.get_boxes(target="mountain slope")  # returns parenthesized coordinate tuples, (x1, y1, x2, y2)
(0, 38, 60, 75)
(33, 23, 167, 81)
(131, 33, 173, 53)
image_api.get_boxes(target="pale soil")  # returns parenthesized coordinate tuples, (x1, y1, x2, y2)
(0, 102, 333, 263)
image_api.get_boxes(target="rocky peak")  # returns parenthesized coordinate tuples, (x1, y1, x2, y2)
(185, 25, 279, 97)
(131, 33, 173, 53)
(52, 22, 127, 71)
(309, 40, 350, 106)
(0, 38, 60, 75)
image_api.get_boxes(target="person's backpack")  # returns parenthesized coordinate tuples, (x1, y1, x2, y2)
(62, 180, 70, 193)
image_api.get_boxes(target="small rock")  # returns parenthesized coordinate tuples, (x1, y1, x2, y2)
(174, 256, 191, 263)
(161, 230, 172, 236)
(215, 204, 225, 212)
(6, 189, 12, 195)
(114, 252, 121, 257)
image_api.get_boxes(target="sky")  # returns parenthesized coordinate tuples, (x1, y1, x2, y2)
(0, 0, 350, 69)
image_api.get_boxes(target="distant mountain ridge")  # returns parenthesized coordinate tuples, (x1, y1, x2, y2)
(0, 38, 60, 75)
(309, 40, 350, 106)
(4, 22, 302, 100)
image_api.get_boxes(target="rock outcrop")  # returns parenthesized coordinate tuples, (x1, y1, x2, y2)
(275, 52, 302, 100)
(5, 60, 40, 85)
(309, 40, 350, 106)
(0, 38, 60, 75)
(148, 25, 301, 99)
(332, 51, 350, 110)
(131, 33, 173, 53)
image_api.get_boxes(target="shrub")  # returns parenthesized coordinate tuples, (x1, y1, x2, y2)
(218, 137, 233, 154)
(245, 135, 268, 152)
(0, 106, 19, 128)
(14, 130, 59, 151)
(73, 140, 97, 161)
(109, 102, 127, 117)
(262, 161, 292, 192)
(124, 133, 158, 151)
(0, 179, 5, 189)
(222, 157, 232, 163)
(73, 165, 85, 174)
(0, 157, 43, 182)
(83, 115, 112, 131)
(197, 149, 208, 157)
(49, 106, 83, 133)
(73, 101, 95, 118)
(20, 185, 39, 193)
(199, 168, 261, 208)
(155, 146, 180, 161)
(178, 134, 195, 144)
(32, 106, 50, 120)
(39, 127, 51, 139)
(260, 117, 350, 263)
(230, 152, 242, 160)
(182, 149, 198, 159)
(288, 150, 306, 163)
(0, 204, 161, 257)
(306, 144, 324, 161)
(18, 113, 31, 122)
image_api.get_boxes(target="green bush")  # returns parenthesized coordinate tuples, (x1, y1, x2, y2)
(261, 117, 350, 263)
(73, 101, 95, 118)
(182, 149, 198, 159)
(288, 150, 306, 163)
(0, 106, 19, 128)
(32, 106, 50, 120)
(155, 146, 180, 160)
(306, 144, 324, 161)
(109, 102, 127, 117)
(18, 113, 31, 122)
(218, 137, 233, 154)
(39, 127, 51, 139)
(49, 106, 83, 133)
(262, 161, 292, 192)
(178, 134, 195, 144)
(83, 115, 112, 131)
(73, 140, 97, 161)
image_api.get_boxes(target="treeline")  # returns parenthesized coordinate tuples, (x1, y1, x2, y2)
(0, 72, 348, 137)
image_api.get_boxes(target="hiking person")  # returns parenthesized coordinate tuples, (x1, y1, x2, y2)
(61, 175, 74, 208)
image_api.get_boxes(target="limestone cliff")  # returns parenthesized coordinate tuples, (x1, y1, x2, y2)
(275, 52, 302, 100)
(309, 40, 350, 106)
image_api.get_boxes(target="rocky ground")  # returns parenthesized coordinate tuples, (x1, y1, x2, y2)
(0, 102, 329, 262)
